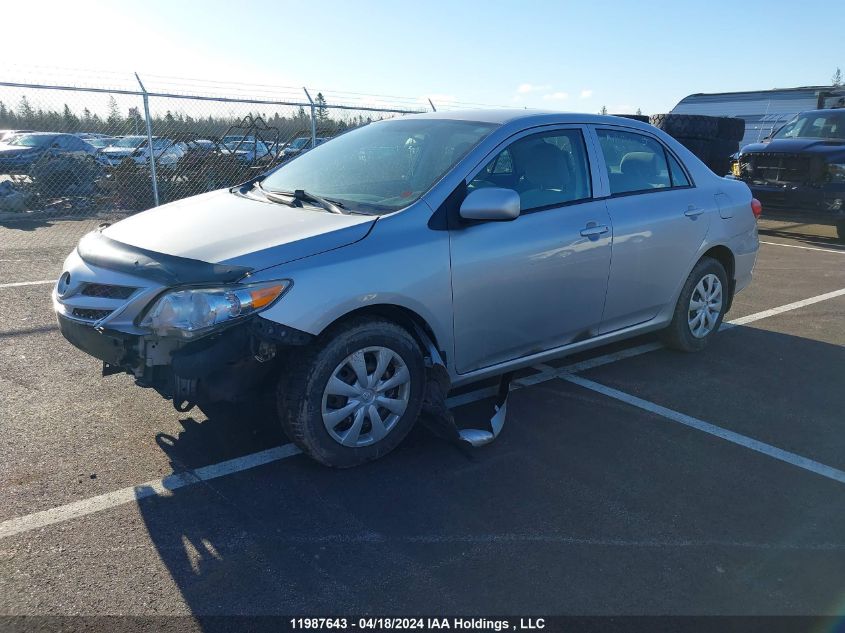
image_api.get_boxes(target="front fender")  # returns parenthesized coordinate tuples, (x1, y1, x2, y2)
(252, 203, 454, 362)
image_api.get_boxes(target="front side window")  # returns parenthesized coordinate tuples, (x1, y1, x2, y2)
(262, 119, 497, 214)
(469, 129, 592, 211)
(597, 129, 672, 195)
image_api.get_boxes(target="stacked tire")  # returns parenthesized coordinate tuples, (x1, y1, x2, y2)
(649, 114, 745, 176)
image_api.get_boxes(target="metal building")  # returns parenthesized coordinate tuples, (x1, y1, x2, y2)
(671, 85, 845, 148)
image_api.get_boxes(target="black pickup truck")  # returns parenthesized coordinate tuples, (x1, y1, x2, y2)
(732, 108, 845, 240)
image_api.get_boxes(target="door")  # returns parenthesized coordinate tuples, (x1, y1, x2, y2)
(449, 127, 613, 374)
(593, 127, 713, 333)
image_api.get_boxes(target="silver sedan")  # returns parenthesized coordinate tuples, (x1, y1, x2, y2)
(54, 110, 760, 467)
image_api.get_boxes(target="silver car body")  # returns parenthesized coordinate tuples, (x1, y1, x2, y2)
(54, 110, 758, 388)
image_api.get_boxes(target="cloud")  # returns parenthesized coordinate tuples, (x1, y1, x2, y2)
(579, 89, 593, 99)
(516, 83, 550, 94)
(542, 91, 570, 101)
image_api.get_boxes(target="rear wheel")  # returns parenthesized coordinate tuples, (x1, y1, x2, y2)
(663, 257, 729, 352)
(277, 318, 425, 467)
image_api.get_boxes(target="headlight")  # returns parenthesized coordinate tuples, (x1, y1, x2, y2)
(828, 163, 845, 183)
(139, 280, 290, 339)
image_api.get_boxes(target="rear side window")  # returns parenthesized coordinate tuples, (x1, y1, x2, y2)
(597, 129, 674, 195)
(469, 129, 592, 211)
(667, 152, 690, 187)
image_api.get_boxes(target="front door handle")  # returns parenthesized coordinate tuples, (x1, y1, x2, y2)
(580, 223, 610, 237)
(684, 205, 705, 217)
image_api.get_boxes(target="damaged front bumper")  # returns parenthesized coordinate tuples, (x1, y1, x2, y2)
(53, 229, 311, 408)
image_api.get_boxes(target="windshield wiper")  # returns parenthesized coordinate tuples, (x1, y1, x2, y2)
(261, 186, 346, 214)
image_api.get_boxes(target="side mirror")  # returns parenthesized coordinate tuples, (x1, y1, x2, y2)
(459, 187, 520, 222)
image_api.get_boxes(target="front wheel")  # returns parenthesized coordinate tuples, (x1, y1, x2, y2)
(277, 318, 425, 467)
(662, 257, 729, 353)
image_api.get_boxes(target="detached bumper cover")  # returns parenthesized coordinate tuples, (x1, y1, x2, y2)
(56, 313, 136, 367)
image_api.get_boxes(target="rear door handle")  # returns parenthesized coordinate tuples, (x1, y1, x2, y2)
(580, 223, 610, 237)
(684, 206, 704, 217)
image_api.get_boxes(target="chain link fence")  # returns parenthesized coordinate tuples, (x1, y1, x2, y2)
(0, 72, 431, 260)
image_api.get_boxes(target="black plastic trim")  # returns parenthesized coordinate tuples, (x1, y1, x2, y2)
(77, 230, 253, 286)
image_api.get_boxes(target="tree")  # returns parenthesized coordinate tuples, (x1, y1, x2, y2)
(315, 92, 329, 123)
(17, 96, 34, 121)
(599, 105, 608, 115)
(833, 67, 843, 87)
(636, 107, 642, 116)
(106, 96, 122, 128)
(62, 104, 79, 130)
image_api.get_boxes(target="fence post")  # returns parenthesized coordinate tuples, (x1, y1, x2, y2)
(134, 73, 160, 207)
(428, 98, 437, 112)
(303, 87, 317, 148)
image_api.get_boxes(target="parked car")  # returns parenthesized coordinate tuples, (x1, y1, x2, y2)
(0, 132, 98, 173)
(53, 110, 759, 467)
(280, 136, 327, 159)
(99, 136, 186, 169)
(219, 139, 271, 164)
(83, 136, 120, 149)
(731, 108, 845, 239)
(0, 129, 34, 143)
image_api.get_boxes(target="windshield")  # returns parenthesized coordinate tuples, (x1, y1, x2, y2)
(9, 134, 55, 147)
(111, 136, 147, 148)
(86, 138, 114, 148)
(262, 119, 497, 213)
(773, 112, 845, 140)
(289, 138, 309, 149)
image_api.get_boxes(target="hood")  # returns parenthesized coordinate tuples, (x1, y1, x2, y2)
(741, 137, 845, 158)
(101, 189, 377, 270)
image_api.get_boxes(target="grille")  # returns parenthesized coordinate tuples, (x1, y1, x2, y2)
(80, 283, 137, 300)
(749, 153, 820, 185)
(71, 308, 113, 321)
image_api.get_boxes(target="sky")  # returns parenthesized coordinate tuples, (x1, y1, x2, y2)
(3, 0, 843, 114)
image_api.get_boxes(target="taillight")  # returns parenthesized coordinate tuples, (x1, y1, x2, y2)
(751, 198, 762, 219)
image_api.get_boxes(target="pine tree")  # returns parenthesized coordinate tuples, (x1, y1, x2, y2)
(636, 108, 642, 116)
(106, 96, 122, 129)
(62, 104, 79, 130)
(833, 67, 843, 87)
(315, 92, 329, 123)
(17, 96, 35, 123)
(599, 105, 608, 115)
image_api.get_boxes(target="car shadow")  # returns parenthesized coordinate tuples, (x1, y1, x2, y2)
(132, 326, 845, 623)
(757, 211, 844, 247)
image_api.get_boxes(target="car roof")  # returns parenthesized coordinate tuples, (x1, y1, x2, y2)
(401, 108, 654, 130)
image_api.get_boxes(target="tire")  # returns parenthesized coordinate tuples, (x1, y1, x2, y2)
(708, 138, 740, 175)
(716, 117, 746, 142)
(662, 257, 729, 353)
(613, 114, 650, 124)
(675, 138, 713, 163)
(650, 114, 719, 141)
(277, 317, 425, 467)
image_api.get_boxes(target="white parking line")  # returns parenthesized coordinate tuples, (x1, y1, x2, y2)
(0, 444, 300, 540)
(760, 240, 845, 254)
(562, 374, 845, 485)
(1, 286, 843, 541)
(0, 279, 54, 289)
(727, 288, 845, 326)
